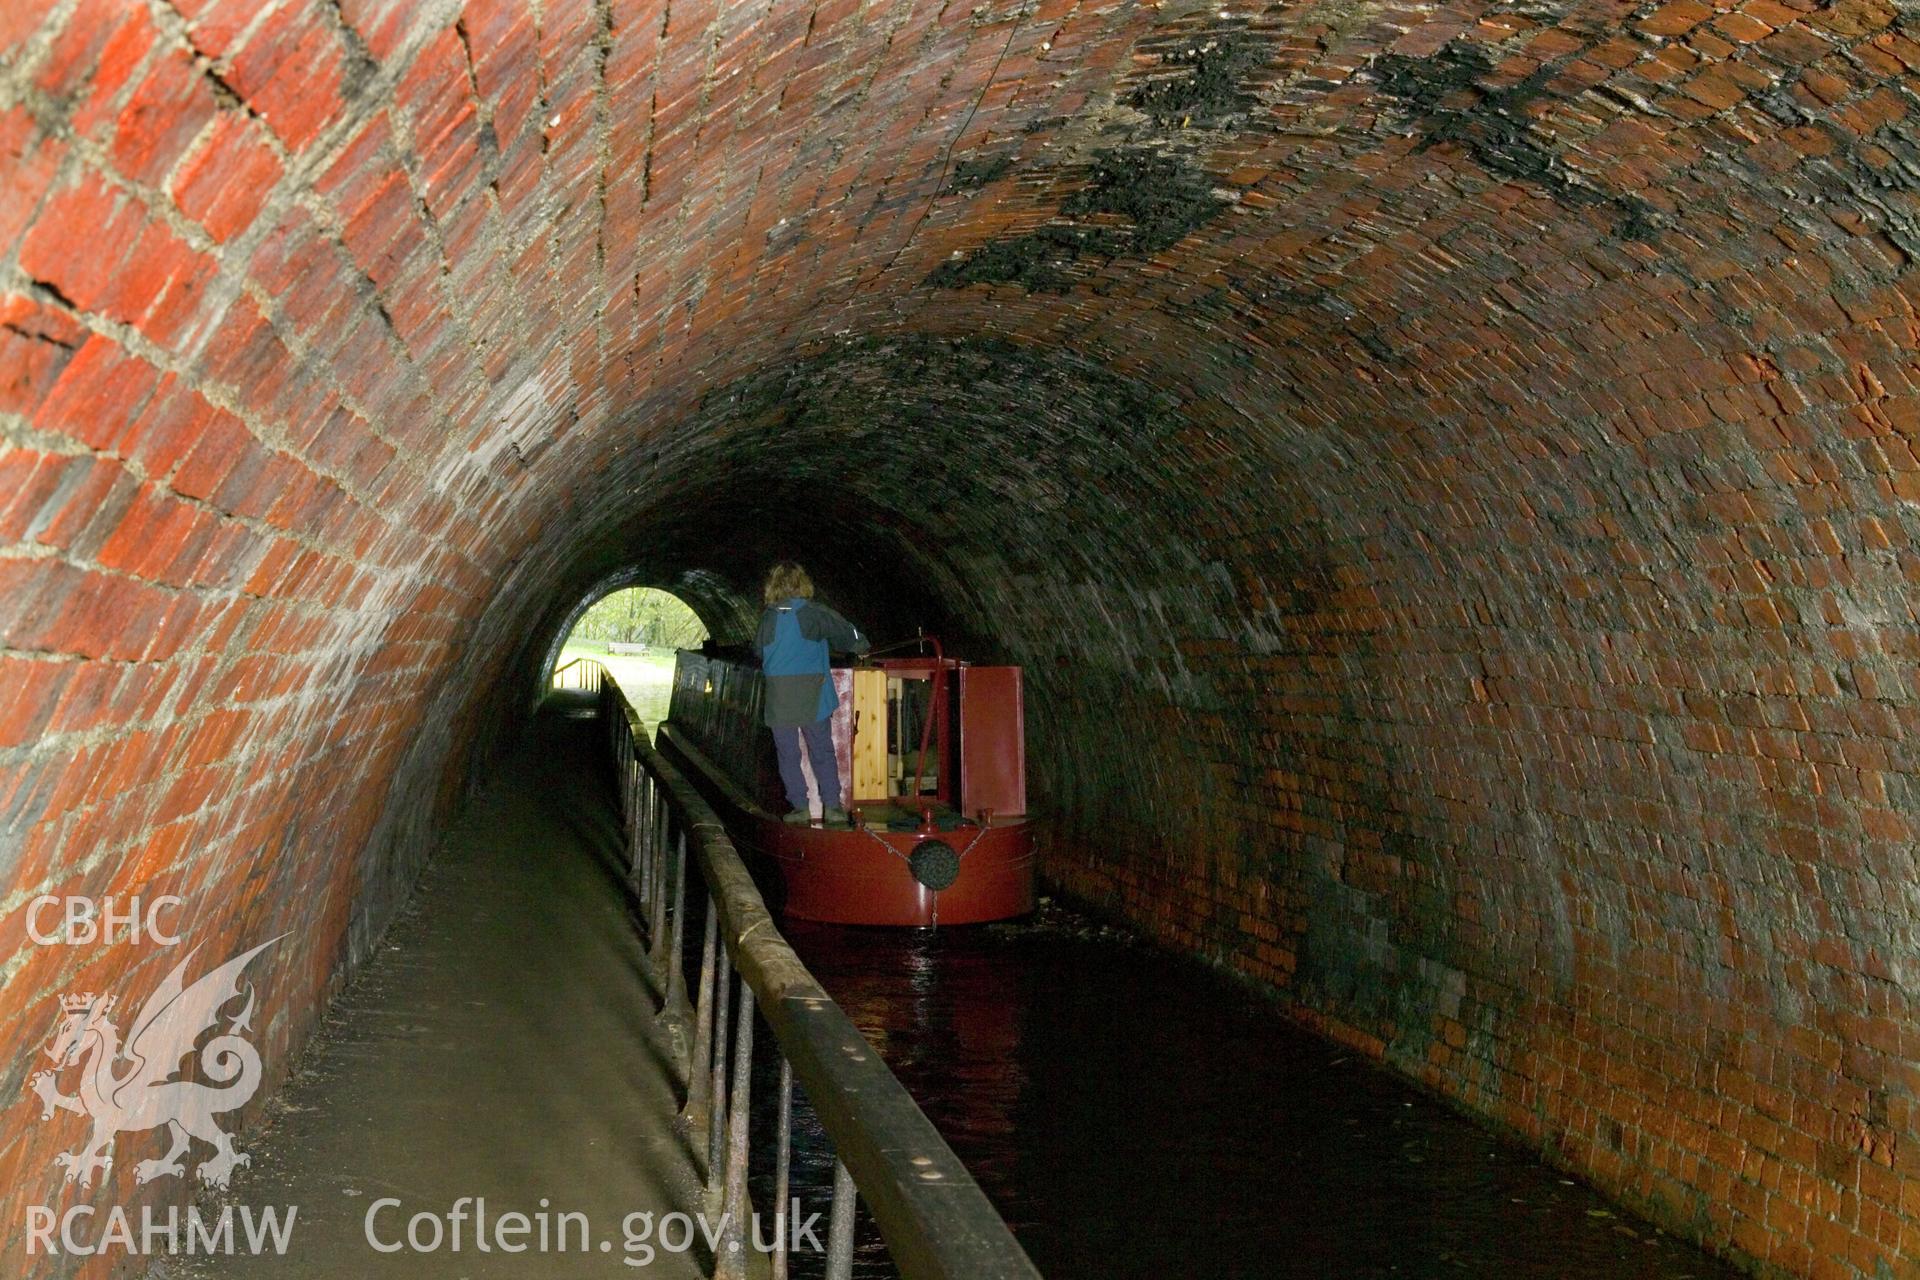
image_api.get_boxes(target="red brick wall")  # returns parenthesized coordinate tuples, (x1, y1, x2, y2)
(4, 1, 1919, 1276)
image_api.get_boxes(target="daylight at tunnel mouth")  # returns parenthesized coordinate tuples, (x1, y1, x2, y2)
(3, 0, 1919, 1277)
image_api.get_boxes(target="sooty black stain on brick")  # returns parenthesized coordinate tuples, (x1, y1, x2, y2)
(931, 26, 1261, 293)
(1126, 32, 1264, 129)
(930, 149, 1229, 292)
(1744, 81, 1920, 272)
(928, 226, 1093, 293)
(1373, 39, 1663, 242)
(1062, 149, 1227, 252)
(947, 154, 1012, 192)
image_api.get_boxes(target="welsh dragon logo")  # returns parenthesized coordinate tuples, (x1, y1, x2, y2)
(28, 937, 281, 1190)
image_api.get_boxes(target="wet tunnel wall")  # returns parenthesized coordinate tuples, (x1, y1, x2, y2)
(3, 0, 1920, 1274)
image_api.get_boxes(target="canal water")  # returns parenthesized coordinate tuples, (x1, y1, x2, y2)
(751, 900, 1741, 1280)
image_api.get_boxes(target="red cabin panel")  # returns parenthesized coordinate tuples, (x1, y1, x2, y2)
(958, 666, 1025, 818)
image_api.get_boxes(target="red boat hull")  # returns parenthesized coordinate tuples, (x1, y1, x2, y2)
(748, 811, 1034, 926)
(659, 726, 1035, 926)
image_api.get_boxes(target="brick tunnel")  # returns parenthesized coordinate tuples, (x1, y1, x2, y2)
(4, 0, 1920, 1275)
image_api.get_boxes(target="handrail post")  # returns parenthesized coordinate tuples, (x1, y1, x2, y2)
(650, 798, 670, 953)
(825, 1158, 856, 1280)
(638, 773, 654, 907)
(707, 939, 732, 1185)
(667, 833, 688, 1011)
(685, 905, 717, 1122)
(715, 977, 753, 1276)
(627, 760, 641, 882)
(773, 1056, 792, 1280)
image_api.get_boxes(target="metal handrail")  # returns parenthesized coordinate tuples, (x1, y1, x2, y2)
(551, 656, 608, 691)
(595, 675, 1042, 1280)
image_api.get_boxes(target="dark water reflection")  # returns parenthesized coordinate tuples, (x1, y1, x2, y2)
(746, 903, 1739, 1280)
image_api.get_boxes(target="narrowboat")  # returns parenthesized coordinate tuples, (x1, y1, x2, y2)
(656, 642, 1036, 926)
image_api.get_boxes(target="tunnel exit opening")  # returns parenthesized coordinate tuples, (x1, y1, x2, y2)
(549, 586, 709, 736)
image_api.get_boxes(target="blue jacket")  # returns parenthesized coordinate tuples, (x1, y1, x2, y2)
(753, 598, 869, 726)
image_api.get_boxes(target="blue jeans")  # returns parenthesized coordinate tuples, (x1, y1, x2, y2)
(772, 719, 841, 812)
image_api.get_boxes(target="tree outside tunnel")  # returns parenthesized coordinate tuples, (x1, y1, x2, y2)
(554, 588, 708, 735)
(563, 585, 708, 651)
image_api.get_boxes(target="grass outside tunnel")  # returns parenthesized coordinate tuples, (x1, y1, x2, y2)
(552, 587, 707, 735)
(554, 639, 677, 733)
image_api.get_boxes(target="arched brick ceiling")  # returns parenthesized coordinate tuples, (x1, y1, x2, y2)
(4, 0, 1920, 1274)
